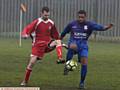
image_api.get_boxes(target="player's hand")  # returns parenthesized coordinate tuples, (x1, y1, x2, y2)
(108, 23, 114, 28)
(22, 34, 29, 39)
(105, 23, 114, 30)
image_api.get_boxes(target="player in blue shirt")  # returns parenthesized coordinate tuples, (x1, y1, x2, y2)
(60, 10, 113, 89)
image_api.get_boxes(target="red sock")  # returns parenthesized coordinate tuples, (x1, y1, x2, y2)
(24, 68, 32, 83)
(56, 45, 62, 59)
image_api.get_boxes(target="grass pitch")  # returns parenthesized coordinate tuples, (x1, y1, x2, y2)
(0, 39, 120, 90)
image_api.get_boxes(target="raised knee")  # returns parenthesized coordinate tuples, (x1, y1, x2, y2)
(69, 43, 77, 50)
(55, 40, 61, 46)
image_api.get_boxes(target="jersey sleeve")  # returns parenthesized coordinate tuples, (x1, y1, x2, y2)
(50, 24, 60, 40)
(90, 22, 105, 31)
(21, 19, 38, 37)
(60, 23, 71, 39)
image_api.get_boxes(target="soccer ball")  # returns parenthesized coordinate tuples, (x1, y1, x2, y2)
(65, 60, 77, 71)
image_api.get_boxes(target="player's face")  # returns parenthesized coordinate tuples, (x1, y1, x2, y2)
(78, 14, 86, 23)
(41, 11, 50, 21)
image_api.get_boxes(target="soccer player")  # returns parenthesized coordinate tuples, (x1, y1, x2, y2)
(20, 7, 65, 86)
(60, 10, 113, 89)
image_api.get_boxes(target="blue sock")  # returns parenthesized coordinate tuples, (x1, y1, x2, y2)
(80, 64, 87, 84)
(66, 49, 74, 62)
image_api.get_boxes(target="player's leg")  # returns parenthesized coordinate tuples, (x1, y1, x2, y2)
(21, 44, 45, 86)
(66, 42, 78, 62)
(79, 57, 88, 89)
(48, 40, 68, 50)
(78, 48, 88, 89)
(62, 43, 68, 49)
(46, 40, 68, 64)
(56, 40, 64, 63)
(21, 55, 40, 86)
(64, 42, 77, 75)
(50, 40, 65, 64)
(64, 48, 75, 75)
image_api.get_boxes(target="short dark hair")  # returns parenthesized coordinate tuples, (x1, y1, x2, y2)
(42, 7, 49, 13)
(77, 10, 86, 16)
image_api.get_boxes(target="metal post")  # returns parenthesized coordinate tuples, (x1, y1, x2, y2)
(19, 9, 23, 47)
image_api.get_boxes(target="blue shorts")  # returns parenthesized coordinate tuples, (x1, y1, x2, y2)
(66, 39, 88, 61)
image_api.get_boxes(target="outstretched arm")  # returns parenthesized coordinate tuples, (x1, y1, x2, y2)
(91, 22, 113, 31)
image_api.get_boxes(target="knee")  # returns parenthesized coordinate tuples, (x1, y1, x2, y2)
(27, 63, 34, 69)
(55, 40, 62, 46)
(27, 56, 38, 69)
(27, 61, 36, 69)
(81, 57, 88, 65)
(69, 43, 77, 50)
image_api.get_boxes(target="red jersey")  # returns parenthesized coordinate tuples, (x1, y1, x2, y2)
(22, 17, 59, 45)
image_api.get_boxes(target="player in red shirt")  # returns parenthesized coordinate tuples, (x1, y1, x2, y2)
(20, 7, 65, 86)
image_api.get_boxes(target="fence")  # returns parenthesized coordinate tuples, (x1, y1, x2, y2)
(0, 0, 120, 41)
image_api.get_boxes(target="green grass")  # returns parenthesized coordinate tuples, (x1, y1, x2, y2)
(0, 39, 120, 90)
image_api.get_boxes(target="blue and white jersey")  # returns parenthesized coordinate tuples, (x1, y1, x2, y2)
(61, 20, 105, 41)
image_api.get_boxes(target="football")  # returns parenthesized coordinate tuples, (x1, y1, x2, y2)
(65, 60, 78, 71)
